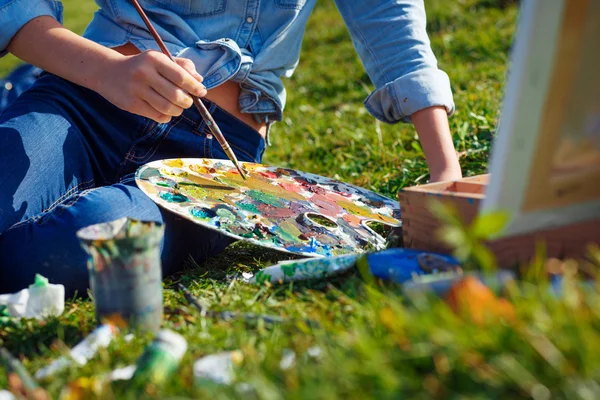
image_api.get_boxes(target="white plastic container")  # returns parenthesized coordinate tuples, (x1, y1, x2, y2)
(0, 274, 64, 319)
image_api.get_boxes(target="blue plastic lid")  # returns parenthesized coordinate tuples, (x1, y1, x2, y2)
(358, 248, 461, 284)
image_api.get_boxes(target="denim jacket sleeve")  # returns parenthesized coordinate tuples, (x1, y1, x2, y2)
(333, 0, 454, 124)
(0, 0, 63, 56)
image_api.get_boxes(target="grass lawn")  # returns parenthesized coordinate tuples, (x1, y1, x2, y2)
(3, 0, 600, 399)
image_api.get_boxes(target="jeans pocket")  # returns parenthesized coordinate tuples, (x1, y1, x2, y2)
(126, 121, 165, 162)
(140, 0, 226, 16)
(275, 0, 307, 10)
(116, 119, 173, 179)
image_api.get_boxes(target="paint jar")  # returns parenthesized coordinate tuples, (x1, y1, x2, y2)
(77, 217, 165, 332)
(131, 329, 187, 387)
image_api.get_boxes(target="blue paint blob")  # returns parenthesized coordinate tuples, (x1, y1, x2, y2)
(286, 244, 319, 255)
(190, 207, 217, 219)
(285, 236, 334, 256)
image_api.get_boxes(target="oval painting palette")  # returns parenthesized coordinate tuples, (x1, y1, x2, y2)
(135, 158, 401, 257)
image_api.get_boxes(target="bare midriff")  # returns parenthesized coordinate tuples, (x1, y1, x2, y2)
(112, 42, 267, 138)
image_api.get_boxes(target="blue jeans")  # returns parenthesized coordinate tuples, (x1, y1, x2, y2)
(0, 74, 265, 296)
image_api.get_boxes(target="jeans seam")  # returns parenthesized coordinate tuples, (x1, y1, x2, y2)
(125, 124, 164, 161)
(205, 134, 212, 158)
(126, 117, 182, 162)
(7, 179, 96, 231)
(43, 179, 95, 214)
(180, 114, 197, 127)
(115, 119, 161, 179)
(182, 115, 207, 139)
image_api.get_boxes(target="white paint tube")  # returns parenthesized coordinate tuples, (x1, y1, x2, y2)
(34, 324, 117, 380)
(194, 350, 243, 385)
(246, 254, 359, 284)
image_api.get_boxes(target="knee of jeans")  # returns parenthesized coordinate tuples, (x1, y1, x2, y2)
(0, 184, 166, 296)
(45, 183, 164, 229)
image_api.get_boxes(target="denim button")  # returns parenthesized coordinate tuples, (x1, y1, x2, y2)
(246, 16, 254, 23)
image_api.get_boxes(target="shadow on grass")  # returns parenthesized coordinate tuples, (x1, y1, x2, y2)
(1, 318, 87, 358)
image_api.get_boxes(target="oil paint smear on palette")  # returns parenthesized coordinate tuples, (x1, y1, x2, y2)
(135, 158, 401, 257)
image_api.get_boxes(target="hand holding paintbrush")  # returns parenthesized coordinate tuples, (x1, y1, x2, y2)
(130, 0, 248, 180)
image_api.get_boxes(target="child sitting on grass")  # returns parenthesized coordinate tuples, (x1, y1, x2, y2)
(0, 0, 461, 295)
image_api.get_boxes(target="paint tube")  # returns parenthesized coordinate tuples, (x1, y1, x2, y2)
(0, 274, 64, 320)
(108, 365, 136, 381)
(247, 254, 359, 284)
(35, 324, 117, 380)
(279, 349, 296, 370)
(77, 217, 165, 332)
(356, 248, 461, 284)
(1, 348, 50, 400)
(193, 351, 243, 386)
(1, 348, 38, 392)
(131, 330, 187, 387)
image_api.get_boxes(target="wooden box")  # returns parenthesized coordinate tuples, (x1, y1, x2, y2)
(398, 174, 600, 268)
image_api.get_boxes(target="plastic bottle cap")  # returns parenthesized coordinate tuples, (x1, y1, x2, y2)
(156, 330, 188, 361)
(32, 274, 49, 288)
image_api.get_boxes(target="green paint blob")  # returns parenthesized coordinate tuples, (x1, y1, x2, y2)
(247, 190, 285, 208)
(240, 226, 266, 240)
(178, 183, 208, 199)
(252, 226, 266, 239)
(281, 263, 298, 277)
(236, 202, 260, 214)
(33, 274, 49, 288)
(216, 208, 237, 224)
(139, 168, 161, 181)
(272, 225, 302, 244)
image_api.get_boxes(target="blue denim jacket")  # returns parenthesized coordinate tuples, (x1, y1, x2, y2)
(0, 0, 454, 124)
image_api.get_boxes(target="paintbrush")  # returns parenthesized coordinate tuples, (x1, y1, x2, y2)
(130, 0, 247, 180)
(176, 283, 319, 328)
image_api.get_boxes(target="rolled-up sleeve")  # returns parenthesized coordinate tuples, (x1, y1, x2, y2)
(0, 0, 63, 56)
(333, 0, 454, 124)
